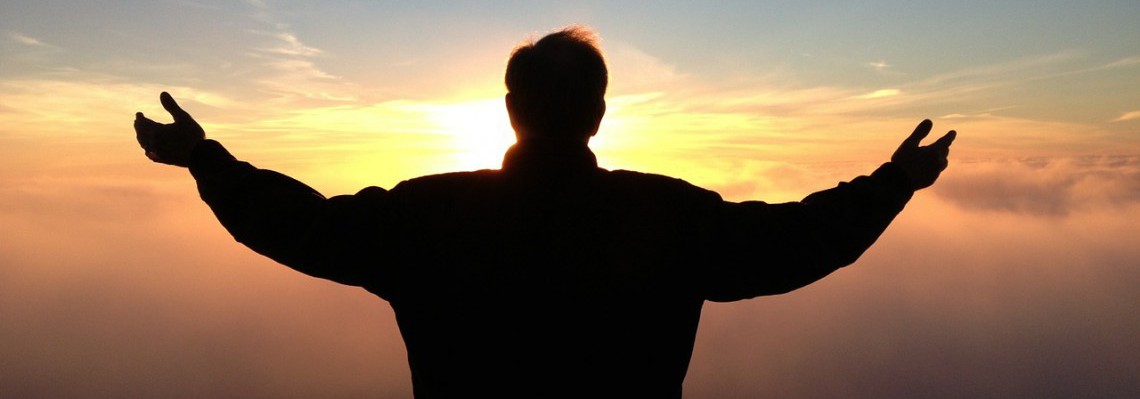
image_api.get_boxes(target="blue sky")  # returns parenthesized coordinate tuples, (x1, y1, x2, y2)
(4, 1, 1138, 123)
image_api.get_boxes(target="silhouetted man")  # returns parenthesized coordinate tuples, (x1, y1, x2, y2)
(135, 27, 954, 399)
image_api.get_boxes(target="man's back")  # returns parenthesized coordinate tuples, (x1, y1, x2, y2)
(189, 138, 916, 398)
(379, 142, 715, 397)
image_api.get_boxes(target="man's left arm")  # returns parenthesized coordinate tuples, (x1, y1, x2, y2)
(701, 120, 955, 301)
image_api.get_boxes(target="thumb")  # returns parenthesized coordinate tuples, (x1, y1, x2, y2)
(134, 112, 161, 129)
(160, 92, 194, 123)
(135, 112, 158, 149)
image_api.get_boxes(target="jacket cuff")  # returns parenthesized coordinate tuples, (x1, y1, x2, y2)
(189, 139, 240, 180)
(872, 162, 916, 192)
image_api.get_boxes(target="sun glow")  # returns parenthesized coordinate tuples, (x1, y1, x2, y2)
(427, 97, 516, 171)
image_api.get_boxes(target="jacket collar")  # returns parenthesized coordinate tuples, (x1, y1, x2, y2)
(501, 139, 599, 173)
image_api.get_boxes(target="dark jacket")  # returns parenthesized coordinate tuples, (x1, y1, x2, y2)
(189, 138, 914, 398)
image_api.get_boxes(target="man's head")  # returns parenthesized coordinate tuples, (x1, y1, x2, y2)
(505, 26, 608, 142)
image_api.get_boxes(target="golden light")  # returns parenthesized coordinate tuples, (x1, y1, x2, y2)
(426, 97, 516, 171)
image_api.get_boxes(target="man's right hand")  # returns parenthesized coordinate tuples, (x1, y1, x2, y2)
(891, 119, 955, 190)
(134, 92, 205, 167)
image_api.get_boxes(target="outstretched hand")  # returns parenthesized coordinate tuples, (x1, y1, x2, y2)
(891, 119, 955, 190)
(134, 92, 205, 167)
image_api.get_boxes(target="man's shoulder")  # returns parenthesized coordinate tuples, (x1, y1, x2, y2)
(388, 167, 722, 202)
(604, 169, 722, 200)
(390, 169, 500, 193)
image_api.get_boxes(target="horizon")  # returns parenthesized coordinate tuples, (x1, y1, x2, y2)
(2, 1, 1139, 398)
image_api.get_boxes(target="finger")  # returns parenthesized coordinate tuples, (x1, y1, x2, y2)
(160, 92, 193, 123)
(900, 119, 933, 149)
(932, 130, 957, 149)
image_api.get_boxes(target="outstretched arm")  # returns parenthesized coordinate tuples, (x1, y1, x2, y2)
(703, 120, 955, 301)
(134, 93, 388, 288)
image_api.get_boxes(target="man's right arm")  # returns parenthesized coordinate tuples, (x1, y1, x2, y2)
(189, 140, 391, 288)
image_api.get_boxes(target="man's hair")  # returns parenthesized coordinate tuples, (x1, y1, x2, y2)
(505, 26, 608, 139)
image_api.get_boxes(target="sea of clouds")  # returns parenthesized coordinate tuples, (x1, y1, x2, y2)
(2, 149, 1137, 398)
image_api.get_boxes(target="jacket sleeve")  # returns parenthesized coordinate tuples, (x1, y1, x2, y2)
(188, 139, 389, 287)
(700, 162, 914, 301)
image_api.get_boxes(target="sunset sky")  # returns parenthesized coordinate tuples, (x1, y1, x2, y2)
(2, 1, 1139, 398)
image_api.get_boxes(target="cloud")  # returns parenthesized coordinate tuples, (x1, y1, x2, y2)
(3, 91, 1140, 398)
(9, 152, 1140, 398)
(856, 88, 901, 99)
(7, 31, 50, 47)
(1101, 55, 1140, 70)
(939, 106, 1019, 120)
(236, 2, 353, 105)
(916, 51, 1080, 87)
(0, 172, 411, 398)
(1113, 110, 1140, 122)
(686, 166, 1140, 398)
(0, 177, 174, 223)
(259, 32, 323, 57)
(3, 31, 62, 67)
(0, 77, 241, 139)
(932, 156, 1140, 216)
(604, 41, 688, 95)
(867, 60, 890, 72)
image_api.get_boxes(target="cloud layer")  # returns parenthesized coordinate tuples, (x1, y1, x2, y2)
(2, 156, 1138, 398)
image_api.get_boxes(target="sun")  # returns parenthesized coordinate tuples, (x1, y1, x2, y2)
(427, 97, 517, 171)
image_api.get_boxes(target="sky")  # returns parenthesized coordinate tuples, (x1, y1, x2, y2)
(1, 1, 1139, 398)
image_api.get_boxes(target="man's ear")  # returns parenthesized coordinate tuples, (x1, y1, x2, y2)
(588, 99, 606, 137)
(508, 92, 522, 127)
(506, 93, 523, 137)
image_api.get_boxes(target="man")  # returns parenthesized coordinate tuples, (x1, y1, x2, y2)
(135, 27, 954, 398)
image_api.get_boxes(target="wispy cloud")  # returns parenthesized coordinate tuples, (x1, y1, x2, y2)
(0, 77, 240, 139)
(868, 60, 890, 72)
(599, 47, 1112, 131)
(240, 2, 353, 104)
(940, 106, 1018, 120)
(605, 40, 689, 95)
(259, 32, 323, 57)
(1113, 110, 1140, 122)
(915, 51, 1081, 87)
(856, 89, 901, 99)
(1017, 54, 1140, 83)
(1101, 56, 1140, 70)
(7, 31, 51, 47)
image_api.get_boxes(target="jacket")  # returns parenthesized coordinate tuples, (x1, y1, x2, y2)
(188, 138, 914, 398)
